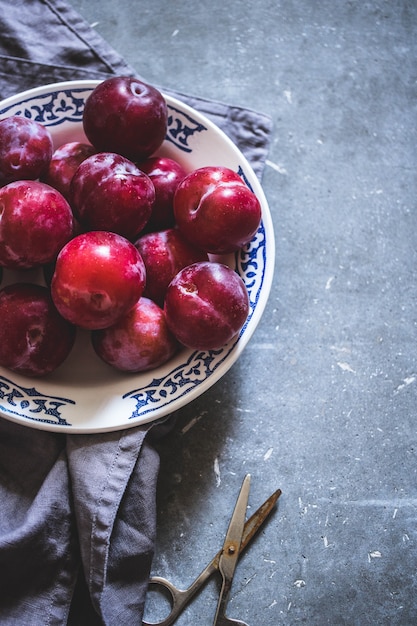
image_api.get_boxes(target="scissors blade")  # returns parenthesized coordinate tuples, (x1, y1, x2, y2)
(213, 474, 251, 624)
(240, 487, 281, 553)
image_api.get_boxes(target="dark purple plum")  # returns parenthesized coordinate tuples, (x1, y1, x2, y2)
(92, 297, 179, 372)
(0, 180, 74, 269)
(138, 156, 187, 231)
(43, 141, 96, 200)
(174, 166, 262, 254)
(0, 282, 76, 377)
(83, 76, 168, 161)
(164, 261, 249, 350)
(70, 152, 155, 240)
(0, 116, 53, 186)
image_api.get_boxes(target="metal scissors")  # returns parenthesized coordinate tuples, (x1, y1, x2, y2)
(143, 475, 281, 626)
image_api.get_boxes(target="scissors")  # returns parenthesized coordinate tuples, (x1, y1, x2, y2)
(143, 474, 281, 626)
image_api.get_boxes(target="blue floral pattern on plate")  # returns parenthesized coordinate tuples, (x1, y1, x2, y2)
(0, 375, 74, 426)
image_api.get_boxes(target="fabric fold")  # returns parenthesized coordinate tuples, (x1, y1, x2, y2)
(0, 421, 78, 625)
(66, 427, 158, 621)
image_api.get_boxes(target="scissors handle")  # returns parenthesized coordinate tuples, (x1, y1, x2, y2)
(143, 561, 218, 626)
(213, 581, 249, 626)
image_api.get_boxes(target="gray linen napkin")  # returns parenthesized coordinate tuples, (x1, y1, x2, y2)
(0, 1, 273, 624)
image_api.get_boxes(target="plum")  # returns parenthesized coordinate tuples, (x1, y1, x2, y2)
(138, 156, 187, 231)
(92, 296, 179, 372)
(70, 152, 155, 240)
(51, 231, 146, 330)
(0, 116, 53, 186)
(43, 141, 96, 200)
(0, 180, 74, 269)
(164, 261, 249, 350)
(83, 76, 168, 161)
(0, 282, 76, 377)
(174, 166, 262, 254)
(135, 228, 209, 307)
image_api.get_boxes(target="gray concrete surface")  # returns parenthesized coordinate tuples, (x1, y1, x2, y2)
(70, 1, 417, 624)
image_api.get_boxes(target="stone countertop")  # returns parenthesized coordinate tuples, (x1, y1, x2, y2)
(71, 1, 417, 623)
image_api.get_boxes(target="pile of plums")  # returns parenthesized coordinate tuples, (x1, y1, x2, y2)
(0, 76, 261, 376)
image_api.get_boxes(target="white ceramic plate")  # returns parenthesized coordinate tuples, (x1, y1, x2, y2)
(0, 80, 274, 433)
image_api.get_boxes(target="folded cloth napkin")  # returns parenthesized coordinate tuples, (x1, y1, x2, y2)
(0, 1, 273, 624)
